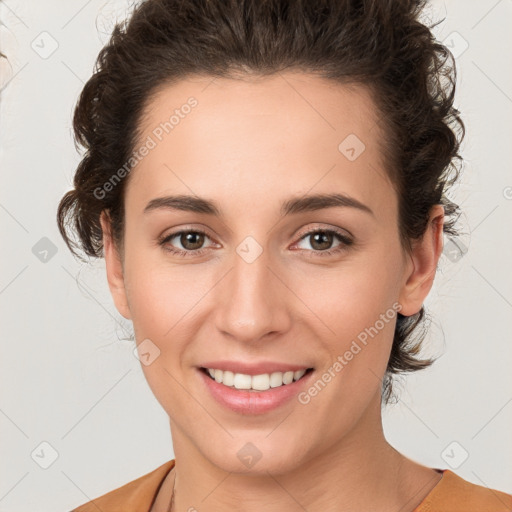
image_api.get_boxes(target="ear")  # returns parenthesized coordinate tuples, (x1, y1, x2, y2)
(398, 204, 445, 317)
(100, 210, 132, 320)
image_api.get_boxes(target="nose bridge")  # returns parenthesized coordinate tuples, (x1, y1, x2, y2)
(214, 245, 289, 343)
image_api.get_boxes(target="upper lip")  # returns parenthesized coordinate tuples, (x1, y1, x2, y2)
(199, 361, 314, 376)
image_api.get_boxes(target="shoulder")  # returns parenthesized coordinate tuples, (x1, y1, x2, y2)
(415, 469, 512, 512)
(70, 459, 175, 512)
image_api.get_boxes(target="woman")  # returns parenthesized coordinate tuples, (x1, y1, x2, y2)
(57, 0, 512, 510)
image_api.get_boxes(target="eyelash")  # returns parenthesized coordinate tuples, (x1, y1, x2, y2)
(158, 227, 353, 259)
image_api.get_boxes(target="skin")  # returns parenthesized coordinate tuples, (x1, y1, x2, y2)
(100, 72, 445, 511)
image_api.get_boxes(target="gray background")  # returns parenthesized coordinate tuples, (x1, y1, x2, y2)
(0, 0, 511, 510)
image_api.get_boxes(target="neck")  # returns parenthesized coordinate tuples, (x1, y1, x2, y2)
(163, 391, 439, 512)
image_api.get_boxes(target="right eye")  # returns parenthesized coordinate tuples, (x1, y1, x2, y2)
(158, 228, 218, 257)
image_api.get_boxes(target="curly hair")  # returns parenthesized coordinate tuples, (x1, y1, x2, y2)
(56, 0, 465, 403)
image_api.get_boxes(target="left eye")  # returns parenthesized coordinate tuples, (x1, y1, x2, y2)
(293, 229, 353, 256)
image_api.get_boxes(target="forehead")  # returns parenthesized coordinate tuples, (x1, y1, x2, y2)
(126, 72, 394, 219)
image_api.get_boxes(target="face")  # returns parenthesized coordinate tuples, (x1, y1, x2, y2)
(101, 72, 443, 475)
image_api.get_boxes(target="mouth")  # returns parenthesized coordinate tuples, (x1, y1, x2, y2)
(196, 359, 317, 414)
(199, 366, 315, 392)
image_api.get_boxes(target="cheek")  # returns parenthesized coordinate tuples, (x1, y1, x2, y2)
(293, 253, 402, 344)
(123, 252, 215, 342)
(123, 259, 203, 411)
(291, 246, 403, 407)
(295, 266, 400, 422)
(124, 273, 169, 338)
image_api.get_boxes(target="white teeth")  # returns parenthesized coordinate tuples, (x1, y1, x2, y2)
(222, 370, 234, 387)
(233, 373, 252, 390)
(205, 367, 310, 391)
(294, 369, 306, 381)
(269, 372, 283, 388)
(283, 371, 294, 385)
(251, 373, 270, 390)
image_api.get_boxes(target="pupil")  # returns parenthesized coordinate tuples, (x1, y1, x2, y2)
(312, 232, 332, 250)
(182, 232, 204, 250)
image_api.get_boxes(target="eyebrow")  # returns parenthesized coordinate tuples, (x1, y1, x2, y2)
(143, 192, 374, 217)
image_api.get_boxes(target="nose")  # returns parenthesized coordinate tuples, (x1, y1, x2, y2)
(214, 249, 292, 344)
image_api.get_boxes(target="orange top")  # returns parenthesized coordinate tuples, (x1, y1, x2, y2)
(71, 459, 512, 512)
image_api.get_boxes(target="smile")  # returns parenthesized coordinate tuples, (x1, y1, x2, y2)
(202, 367, 313, 391)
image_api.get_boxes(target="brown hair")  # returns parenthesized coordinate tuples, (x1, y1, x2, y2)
(57, 0, 465, 403)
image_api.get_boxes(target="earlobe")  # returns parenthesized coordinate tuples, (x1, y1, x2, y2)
(99, 210, 132, 320)
(398, 205, 445, 317)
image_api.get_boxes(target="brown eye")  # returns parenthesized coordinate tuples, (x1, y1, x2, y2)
(308, 231, 335, 251)
(293, 228, 354, 258)
(179, 232, 205, 250)
(158, 228, 215, 257)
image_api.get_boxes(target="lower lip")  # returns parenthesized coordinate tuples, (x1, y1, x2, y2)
(197, 368, 314, 415)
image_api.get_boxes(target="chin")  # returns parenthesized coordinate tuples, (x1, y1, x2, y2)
(196, 431, 315, 476)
